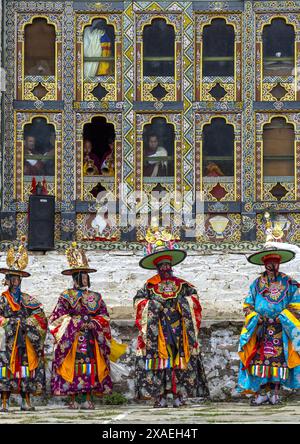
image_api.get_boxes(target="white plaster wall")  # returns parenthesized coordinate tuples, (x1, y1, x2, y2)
(1, 250, 300, 319)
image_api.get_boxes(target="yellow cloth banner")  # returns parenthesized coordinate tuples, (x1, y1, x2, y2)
(110, 338, 127, 362)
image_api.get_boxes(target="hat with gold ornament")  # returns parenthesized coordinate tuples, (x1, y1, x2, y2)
(247, 212, 295, 265)
(62, 242, 97, 275)
(0, 236, 31, 277)
(139, 226, 186, 270)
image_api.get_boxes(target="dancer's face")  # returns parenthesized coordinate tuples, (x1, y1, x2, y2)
(157, 261, 173, 279)
(264, 259, 280, 277)
(81, 273, 89, 287)
(10, 275, 21, 290)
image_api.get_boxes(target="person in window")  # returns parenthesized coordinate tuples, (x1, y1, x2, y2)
(43, 131, 55, 176)
(24, 135, 46, 176)
(24, 135, 36, 157)
(205, 162, 225, 177)
(143, 133, 169, 177)
(83, 139, 101, 176)
(0, 238, 47, 412)
(27, 59, 52, 77)
(100, 138, 115, 176)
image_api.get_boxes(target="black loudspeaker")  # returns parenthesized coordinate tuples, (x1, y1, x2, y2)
(28, 195, 55, 250)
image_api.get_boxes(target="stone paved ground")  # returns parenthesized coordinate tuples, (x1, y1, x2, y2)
(1, 401, 300, 423)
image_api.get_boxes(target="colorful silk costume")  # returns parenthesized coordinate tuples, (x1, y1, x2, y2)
(134, 273, 209, 399)
(49, 288, 112, 396)
(0, 237, 47, 397)
(238, 271, 300, 393)
(0, 290, 47, 395)
(49, 242, 114, 398)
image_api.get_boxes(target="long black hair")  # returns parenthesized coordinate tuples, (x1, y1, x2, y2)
(72, 271, 90, 289)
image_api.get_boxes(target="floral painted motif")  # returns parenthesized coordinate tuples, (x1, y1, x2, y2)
(256, 273, 290, 304)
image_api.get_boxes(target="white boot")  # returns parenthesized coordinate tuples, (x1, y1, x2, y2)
(0, 401, 8, 413)
(153, 397, 168, 408)
(268, 392, 281, 405)
(250, 393, 269, 406)
(21, 398, 35, 411)
(173, 397, 183, 408)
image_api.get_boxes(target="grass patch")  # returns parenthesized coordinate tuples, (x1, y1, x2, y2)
(103, 393, 128, 405)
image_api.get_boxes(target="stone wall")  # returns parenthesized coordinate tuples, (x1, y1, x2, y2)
(114, 320, 244, 402)
(2, 249, 300, 319)
(41, 319, 243, 404)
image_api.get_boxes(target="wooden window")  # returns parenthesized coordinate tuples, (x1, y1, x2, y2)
(143, 18, 175, 77)
(203, 18, 234, 77)
(263, 117, 294, 178)
(24, 18, 55, 76)
(263, 18, 295, 77)
(23, 117, 55, 178)
(143, 117, 174, 181)
(203, 117, 234, 178)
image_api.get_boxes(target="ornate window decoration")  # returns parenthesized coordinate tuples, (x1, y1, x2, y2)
(256, 15, 300, 101)
(195, 14, 242, 102)
(256, 114, 300, 201)
(17, 15, 62, 101)
(195, 114, 241, 201)
(75, 113, 122, 201)
(15, 113, 62, 202)
(76, 15, 122, 102)
(75, 212, 121, 242)
(196, 213, 242, 243)
(136, 14, 182, 101)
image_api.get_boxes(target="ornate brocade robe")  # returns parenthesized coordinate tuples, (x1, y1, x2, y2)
(134, 275, 209, 399)
(49, 288, 112, 396)
(0, 290, 47, 394)
(238, 272, 300, 393)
